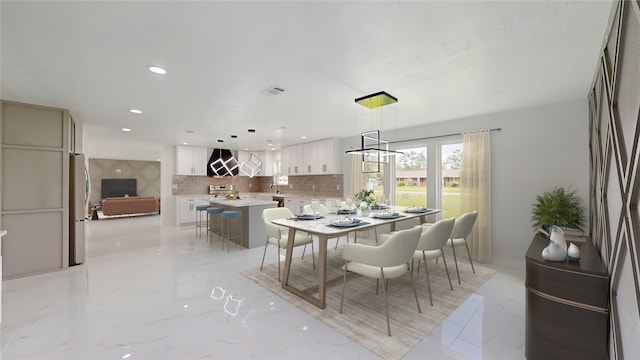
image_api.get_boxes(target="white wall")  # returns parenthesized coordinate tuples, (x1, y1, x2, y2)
(342, 99, 589, 270)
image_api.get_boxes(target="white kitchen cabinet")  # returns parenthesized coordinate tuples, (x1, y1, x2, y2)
(260, 150, 276, 176)
(280, 147, 292, 175)
(280, 139, 342, 176)
(302, 142, 317, 174)
(237, 151, 275, 177)
(176, 146, 207, 175)
(176, 196, 210, 225)
(290, 144, 302, 174)
(284, 197, 311, 214)
(317, 138, 342, 174)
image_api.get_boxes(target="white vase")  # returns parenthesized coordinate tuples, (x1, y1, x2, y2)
(567, 242, 581, 261)
(542, 226, 568, 261)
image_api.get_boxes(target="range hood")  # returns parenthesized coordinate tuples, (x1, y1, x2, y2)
(207, 149, 239, 177)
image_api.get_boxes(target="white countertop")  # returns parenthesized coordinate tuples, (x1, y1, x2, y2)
(208, 198, 277, 207)
(176, 193, 342, 200)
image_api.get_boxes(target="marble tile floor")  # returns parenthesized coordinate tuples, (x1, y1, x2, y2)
(1, 215, 526, 359)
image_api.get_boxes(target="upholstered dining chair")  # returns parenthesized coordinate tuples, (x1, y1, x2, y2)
(413, 217, 456, 306)
(447, 211, 478, 284)
(260, 207, 315, 282)
(339, 225, 422, 337)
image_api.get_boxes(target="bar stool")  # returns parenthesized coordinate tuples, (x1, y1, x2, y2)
(206, 207, 224, 245)
(195, 205, 210, 238)
(222, 210, 243, 251)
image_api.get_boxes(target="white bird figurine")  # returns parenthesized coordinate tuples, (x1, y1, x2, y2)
(542, 226, 568, 261)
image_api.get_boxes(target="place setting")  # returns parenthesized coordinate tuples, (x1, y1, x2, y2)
(328, 217, 365, 228)
(403, 206, 434, 214)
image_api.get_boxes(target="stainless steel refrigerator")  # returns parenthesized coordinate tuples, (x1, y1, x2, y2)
(69, 153, 89, 266)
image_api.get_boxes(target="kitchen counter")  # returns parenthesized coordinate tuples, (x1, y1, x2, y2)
(209, 198, 276, 207)
(207, 198, 277, 249)
(176, 193, 342, 200)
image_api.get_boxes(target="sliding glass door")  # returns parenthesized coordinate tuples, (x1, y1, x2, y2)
(387, 138, 463, 218)
(393, 147, 427, 208)
(440, 143, 463, 219)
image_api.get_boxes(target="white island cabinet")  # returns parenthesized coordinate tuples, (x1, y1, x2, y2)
(208, 198, 277, 249)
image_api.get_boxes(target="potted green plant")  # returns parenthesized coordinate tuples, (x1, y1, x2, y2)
(531, 186, 585, 230)
(354, 188, 376, 213)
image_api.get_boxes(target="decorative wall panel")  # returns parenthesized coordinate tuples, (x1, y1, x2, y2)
(589, 1, 640, 358)
(88, 159, 160, 205)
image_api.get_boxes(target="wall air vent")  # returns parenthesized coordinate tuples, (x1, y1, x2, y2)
(260, 86, 285, 95)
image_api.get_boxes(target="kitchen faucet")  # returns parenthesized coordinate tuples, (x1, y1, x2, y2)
(270, 182, 280, 194)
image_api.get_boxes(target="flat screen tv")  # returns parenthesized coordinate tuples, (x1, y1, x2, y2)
(102, 178, 137, 198)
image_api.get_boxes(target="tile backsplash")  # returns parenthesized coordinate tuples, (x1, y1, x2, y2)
(172, 174, 343, 198)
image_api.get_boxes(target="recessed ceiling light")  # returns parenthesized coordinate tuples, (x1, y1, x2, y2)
(301, 136, 307, 139)
(122, 128, 132, 132)
(129, 109, 142, 114)
(244, 148, 249, 151)
(268, 143, 273, 146)
(148, 66, 167, 75)
(271, 148, 275, 151)
(182, 142, 188, 145)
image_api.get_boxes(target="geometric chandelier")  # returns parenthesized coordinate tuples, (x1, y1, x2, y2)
(345, 91, 404, 173)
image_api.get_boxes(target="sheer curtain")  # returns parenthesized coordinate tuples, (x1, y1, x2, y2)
(461, 131, 492, 262)
(350, 155, 366, 197)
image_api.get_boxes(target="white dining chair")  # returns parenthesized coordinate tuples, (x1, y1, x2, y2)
(413, 217, 455, 306)
(260, 207, 315, 281)
(447, 211, 478, 284)
(339, 225, 422, 336)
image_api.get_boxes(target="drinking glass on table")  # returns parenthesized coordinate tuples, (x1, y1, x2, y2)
(311, 199, 320, 220)
(345, 198, 353, 211)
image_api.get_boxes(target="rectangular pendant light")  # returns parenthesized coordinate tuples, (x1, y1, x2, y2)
(354, 91, 398, 109)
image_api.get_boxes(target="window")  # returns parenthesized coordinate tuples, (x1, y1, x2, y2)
(276, 160, 288, 185)
(440, 143, 463, 219)
(394, 147, 427, 207)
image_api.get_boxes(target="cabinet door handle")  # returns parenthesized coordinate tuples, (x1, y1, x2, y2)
(323, 164, 327, 172)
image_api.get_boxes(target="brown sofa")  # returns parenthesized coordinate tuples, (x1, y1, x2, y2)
(102, 196, 160, 216)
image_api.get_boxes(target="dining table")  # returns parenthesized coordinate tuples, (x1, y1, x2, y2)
(272, 207, 441, 309)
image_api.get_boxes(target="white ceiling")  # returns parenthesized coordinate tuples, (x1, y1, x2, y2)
(1, 1, 613, 152)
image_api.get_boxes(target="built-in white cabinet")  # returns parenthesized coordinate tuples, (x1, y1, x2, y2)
(176, 196, 210, 225)
(236, 150, 277, 177)
(284, 197, 311, 214)
(316, 138, 342, 174)
(176, 146, 207, 175)
(1, 101, 71, 280)
(280, 138, 342, 176)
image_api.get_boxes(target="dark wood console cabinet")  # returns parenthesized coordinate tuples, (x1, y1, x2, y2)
(525, 233, 609, 359)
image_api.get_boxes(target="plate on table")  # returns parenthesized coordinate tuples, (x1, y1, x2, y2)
(337, 209, 357, 215)
(370, 205, 388, 210)
(404, 207, 431, 213)
(330, 218, 362, 227)
(296, 213, 323, 220)
(372, 212, 401, 219)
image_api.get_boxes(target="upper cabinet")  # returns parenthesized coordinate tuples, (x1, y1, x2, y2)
(175, 146, 207, 175)
(281, 138, 342, 175)
(316, 138, 342, 174)
(236, 150, 276, 177)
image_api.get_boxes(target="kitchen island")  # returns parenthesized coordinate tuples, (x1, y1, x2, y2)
(208, 197, 277, 249)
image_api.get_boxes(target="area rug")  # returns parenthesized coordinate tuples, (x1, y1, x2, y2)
(242, 246, 497, 360)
